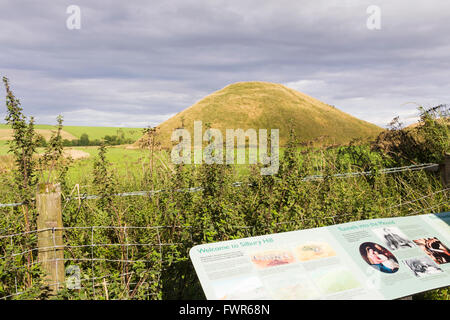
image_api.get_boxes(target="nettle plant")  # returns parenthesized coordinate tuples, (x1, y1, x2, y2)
(92, 143, 117, 211)
(3, 77, 70, 233)
(373, 104, 449, 165)
(3, 77, 37, 225)
(37, 115, 72, 193)
(2, 77, 71, 298)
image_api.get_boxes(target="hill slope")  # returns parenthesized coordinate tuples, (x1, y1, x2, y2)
(0, 124, 144, 143)
(0, 124, 77, 143)
(138, 81, 382, 148)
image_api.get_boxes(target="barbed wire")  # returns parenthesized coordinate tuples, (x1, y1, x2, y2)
(0, 163, 440, 208)
(301, 163, 439, 181)
(0, 202, 25, 208)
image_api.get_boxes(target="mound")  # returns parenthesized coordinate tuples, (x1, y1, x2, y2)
(137, 81, 382, 148)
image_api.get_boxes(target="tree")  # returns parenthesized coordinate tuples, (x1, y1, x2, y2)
(79, 133, 89, 146)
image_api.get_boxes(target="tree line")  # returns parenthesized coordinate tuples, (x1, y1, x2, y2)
(35, 131, 136, 147)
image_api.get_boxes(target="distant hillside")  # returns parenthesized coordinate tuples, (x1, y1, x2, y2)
(62, 126, 143, 141)
(0, 124, 143, 143)
(136, 81, 382, 148)
(0, 124, 77, 143)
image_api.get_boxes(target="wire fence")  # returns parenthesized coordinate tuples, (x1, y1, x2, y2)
(0, 162, 440, 208)
(0, 225, 179, 300)
(0, 161, 448, 300)
(0, 185, 448, 300)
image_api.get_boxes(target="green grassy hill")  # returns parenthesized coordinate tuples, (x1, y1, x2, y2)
(136, 81, 383, 148)
(0, 124, 78, 143)
(62, 126, 143, 141)
(0, 124, 143, 143)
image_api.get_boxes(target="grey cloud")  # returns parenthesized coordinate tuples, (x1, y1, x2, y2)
(0, 0, 449, 127)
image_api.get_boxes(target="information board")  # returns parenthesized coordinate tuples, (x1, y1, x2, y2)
(190, 212, 450, 300)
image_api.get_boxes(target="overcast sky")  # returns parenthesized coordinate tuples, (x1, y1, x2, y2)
(1, 0, 449, 128)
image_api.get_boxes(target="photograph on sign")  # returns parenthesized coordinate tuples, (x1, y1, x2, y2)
(403, 257, 444, 278)
(295, 242, 337, 262)
(359, 242, 399, 273)
(413, 237, 450, 265)
(372, 227, 415, 251)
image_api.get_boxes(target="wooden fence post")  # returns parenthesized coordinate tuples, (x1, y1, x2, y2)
(440, 153, 450, 187)
(36, 183, 64, 295)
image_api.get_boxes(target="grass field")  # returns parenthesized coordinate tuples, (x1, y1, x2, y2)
(0, 144, 149, 180)
(0, 143, 281, 185)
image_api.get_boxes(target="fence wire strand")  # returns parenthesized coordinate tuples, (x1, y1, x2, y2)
(0, 163, 441, 208)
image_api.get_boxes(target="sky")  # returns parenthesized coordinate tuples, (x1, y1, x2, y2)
(1, 0, 449, 128)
